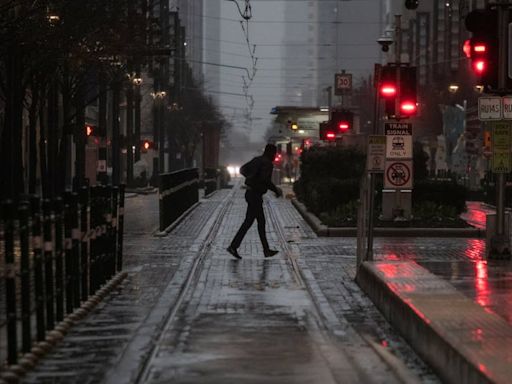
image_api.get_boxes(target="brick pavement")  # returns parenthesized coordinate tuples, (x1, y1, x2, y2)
(139, 187, 401, 383)
(21, 192, 226, 384)
(19, 185, 448, 383)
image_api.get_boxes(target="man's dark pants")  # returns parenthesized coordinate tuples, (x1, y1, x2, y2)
(230, 189, 270, 251)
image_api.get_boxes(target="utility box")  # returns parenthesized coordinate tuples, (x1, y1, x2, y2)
(381, 190, 412, 220)
(486, 213, 511, 257)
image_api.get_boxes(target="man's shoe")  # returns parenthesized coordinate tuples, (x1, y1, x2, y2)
(227, 246, 242, 259)
(264, 249, 279, 258)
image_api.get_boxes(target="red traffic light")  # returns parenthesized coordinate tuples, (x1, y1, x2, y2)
(326, 132, 336, 140)
(380, 84, 397, 97)
(141, 140, 154, 152)
(400, 100, 417, 115)
(473, 59, 486, 74)
(86, 124, 94, 136)
(463, 39, 472, 58)
(338, 122, 350, 132)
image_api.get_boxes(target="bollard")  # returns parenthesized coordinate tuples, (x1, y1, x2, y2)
(70, 193, 81, 308)
(54, 198, 65, 322)
(89, 187, 98, 293)
(105, 185, 114, 280)
(43, 199, 55, 330)
(96, 186, 105, 286)
(111, 186, 119, 277)
(2, 200, 18, 364)
(19, 202, 32, 353)
(117, 184, 125, 272)
(79, 186, 90, 300)
(30, 197, 45, 341)
(64, 199, 73, 314)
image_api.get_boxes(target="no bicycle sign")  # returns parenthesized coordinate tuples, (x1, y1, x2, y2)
(384, 160, 413, 189)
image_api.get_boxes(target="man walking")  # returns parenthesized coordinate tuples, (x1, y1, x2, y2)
(227, 144, 282, 259)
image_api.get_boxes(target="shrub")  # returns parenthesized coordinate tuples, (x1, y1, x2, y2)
(319, 200, 359, 227)
(294, 146, 365, 216)
(413, 180, 467, 214)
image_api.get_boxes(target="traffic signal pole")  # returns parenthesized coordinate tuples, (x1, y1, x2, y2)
(491, 4, 511, 258)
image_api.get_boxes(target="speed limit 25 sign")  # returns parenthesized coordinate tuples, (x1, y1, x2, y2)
(334, 73, 352, 95)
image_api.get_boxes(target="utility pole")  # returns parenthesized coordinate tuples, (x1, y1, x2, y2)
(97, 73, 108, 185)
(134, 65, 142, 163)
(126, 62, 134, 187)
(112, 80, 121, 186)
(490, 3, 511, 258)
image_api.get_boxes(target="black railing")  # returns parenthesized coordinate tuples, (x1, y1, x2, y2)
(0, 185, 125, 369)
(159, 169, 199, 231)
(204, 168, 219, 197)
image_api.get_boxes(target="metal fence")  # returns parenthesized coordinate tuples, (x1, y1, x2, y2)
(204, 168, 220, 197)
(159, 169, 199, 231)
(0, 185, 125, 370)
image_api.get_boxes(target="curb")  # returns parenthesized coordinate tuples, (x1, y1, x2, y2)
(153, 201, 201, 237)
(291, 198, 484, 238)
(0, 271, 128, 384)
(355, 262, 510, 384)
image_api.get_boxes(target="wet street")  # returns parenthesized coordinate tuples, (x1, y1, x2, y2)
(12, 185, 512, 383)
(19, 185, 444, 384)
(22, 183, 512, 383)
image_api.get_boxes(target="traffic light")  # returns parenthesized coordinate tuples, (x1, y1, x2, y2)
(379, 65, 417, 118)
(331, 110, 353, 133)
(85, 124, 95, 136)
(399, 66, 417, 117)
(380, 65, 397, 117)
(291, 122, 299, 131)
(464, 9, 498, 91)
(140, 140, 154, 152)
(319, 121, 336, 141)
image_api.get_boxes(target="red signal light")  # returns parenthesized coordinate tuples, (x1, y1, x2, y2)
(474, 44, 486, 53)
(338, 122, 350, 132)
(86, 125, 94, 136)
(463, 39, 472, 58)
(326, 132, 336, 140)
(143, 141, 150, 150)
(473, 59, 486, 74)
(400, 101, 417, 115)
(380, 84, 397, 97)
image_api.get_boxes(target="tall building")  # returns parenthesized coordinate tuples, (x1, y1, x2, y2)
(282, 1, 382, 107)
(203, 0, 222, 104)
(281, 2, 318, 106)
(172, 0, 204, 86)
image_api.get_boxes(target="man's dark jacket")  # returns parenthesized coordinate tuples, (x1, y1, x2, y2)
(240, 156, 279, 195)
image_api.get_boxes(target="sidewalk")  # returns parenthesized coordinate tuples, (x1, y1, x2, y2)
(19, 184, 441, 384)
(358, 234, 512, 383)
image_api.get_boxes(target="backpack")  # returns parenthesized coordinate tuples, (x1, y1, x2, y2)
(240, 158, 257, 178)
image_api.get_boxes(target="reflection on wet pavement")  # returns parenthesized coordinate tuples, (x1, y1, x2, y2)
(375, 237, 512, 328)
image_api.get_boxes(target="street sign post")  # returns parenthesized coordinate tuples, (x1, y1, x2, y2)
(384, 123, 413, 158)
(491, 122, 512, 173)
(502, 96, 512, 119)
(334, 73, 352, 95)
(367, 135, 386, 173)
(384, 160, 413, 189)
(478, 96, 502, 120)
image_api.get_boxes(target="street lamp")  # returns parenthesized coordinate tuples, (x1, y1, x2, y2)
(150, 91, 167, 99)
(448, 84, 459, 93)
(127, 72, 143, 86)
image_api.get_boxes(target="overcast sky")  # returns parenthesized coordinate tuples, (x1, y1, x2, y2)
(216, 0, 382, 143)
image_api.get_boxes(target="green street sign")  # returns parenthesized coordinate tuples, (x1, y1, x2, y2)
(491, 122, 512, 173)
